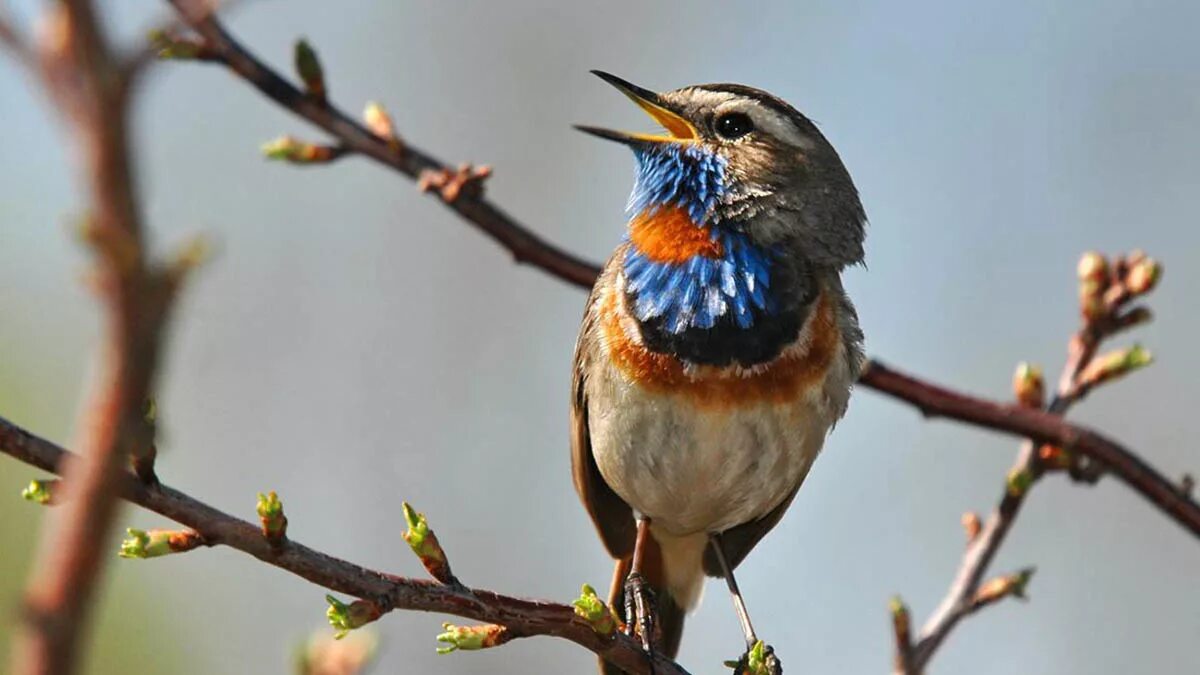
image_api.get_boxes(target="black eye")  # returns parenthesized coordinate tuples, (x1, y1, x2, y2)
(714, 112, 754, 139)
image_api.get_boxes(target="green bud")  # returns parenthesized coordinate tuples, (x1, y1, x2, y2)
(744, 640, 769, 675)
(21, 479, 55, 505)
(294, 39, 326, 99)
(118, 528, 202, 559)
(1006, 468, 1033, 497)
(401, 502, 452, 582)
(261, 136, 337, 163)
(119, 528, 167, 558)
(325, 595, 382, 640)
(257, 491, 288, 544)
(572, 583, 617, 636)
(435, 622, 509, 654)
(1012, 362, 1045, 408)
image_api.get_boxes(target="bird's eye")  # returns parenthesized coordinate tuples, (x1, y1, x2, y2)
(714, 112, 754, 140)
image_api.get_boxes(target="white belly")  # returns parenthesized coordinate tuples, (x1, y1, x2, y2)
(587, 367, 836, 535)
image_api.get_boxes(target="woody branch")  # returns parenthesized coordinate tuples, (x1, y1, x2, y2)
(887, 250, 1168, 673)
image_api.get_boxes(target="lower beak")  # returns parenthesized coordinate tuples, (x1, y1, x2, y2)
(575, 70, 698, 146)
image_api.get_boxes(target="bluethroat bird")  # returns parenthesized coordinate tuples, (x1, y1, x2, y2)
(571, 72, 866, 673)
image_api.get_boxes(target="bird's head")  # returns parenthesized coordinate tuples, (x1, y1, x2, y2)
(578, 71, 865, 269)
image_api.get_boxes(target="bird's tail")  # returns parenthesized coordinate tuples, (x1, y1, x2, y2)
(599, 529, 708, 675)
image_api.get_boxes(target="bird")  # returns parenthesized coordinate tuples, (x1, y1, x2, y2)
(570, 71, 866, 674)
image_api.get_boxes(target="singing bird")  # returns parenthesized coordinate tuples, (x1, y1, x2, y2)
(571, 72, 866, 672)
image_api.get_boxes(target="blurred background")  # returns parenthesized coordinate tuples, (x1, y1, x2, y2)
(2, 0, 1198, 673)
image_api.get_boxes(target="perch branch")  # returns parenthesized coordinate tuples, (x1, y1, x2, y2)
(0, 417, 689, 675)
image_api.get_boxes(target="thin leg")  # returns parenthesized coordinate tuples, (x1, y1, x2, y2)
(709, 533, 758, 650)
(625, 517, 657, 657)
(710, 533, 783, 674)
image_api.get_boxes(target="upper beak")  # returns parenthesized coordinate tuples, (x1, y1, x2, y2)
(575, 70, 698, 146)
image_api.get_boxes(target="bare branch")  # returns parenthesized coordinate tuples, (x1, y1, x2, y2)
(0, 415, 690, 675)
(891, 250, 1174, 671)
(166, 0, 601, 288)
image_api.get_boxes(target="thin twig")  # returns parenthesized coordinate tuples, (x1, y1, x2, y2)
(167, 0, 600, 288)
(0, 415, 690, 675)
(898, 255, 1164, 671)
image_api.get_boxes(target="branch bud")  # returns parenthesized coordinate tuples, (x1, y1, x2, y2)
(294, 39, 327, 101)
(363, 101, 402, 151)
(166, 235, 213, 289)
(296, 624, 379, 672)
(1078, 344, 1153, 390)
(261, 136, 342, 164)
(961, 511, 981, 543)
(1076, 251, 1109, 284)
(325, 595, 383, 639)
(401, 502, 455, 584)
(417, 164, 492, 202)
(148, 29, 216, 61)
(1011, 362, 1045, 409)
(119, 527, 204, 559)
(21, 479, 58, 505)
(889, 594, 911, 645)
(1006, 467, 1034, 497)
(295, 629, 379, 675)
(1126, 256, 1162, 296)
(572, 584, 618, 636)
(972, 567, 1035, 608)
(435, 622, 512, 654)
(1037, 444, 1072, 469)
(257, 491, 288, 547)
(730, 640, 780, 675)
(129, 396, 160, 484)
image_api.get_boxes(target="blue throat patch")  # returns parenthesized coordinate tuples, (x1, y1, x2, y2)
(622, 144, 779, 334)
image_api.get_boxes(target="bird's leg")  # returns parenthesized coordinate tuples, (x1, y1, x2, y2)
(625, 516, 658, 658)
(709, 532, 758, 650)
(711, 533, 783, 674)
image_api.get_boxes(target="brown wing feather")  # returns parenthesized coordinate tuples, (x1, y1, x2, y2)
(571, 283, 637, 560)
(703, 484, 800, 577)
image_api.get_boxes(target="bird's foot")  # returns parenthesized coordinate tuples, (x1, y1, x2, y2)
(731, 641, 782, 675)
(623, 571, 658, 665)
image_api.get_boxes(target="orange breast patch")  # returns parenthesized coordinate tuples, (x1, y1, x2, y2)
(627, 206, 724, 264)
(599, 286, 841, 408)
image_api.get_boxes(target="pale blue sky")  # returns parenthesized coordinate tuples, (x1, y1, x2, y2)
(1, 1, 1198, 673)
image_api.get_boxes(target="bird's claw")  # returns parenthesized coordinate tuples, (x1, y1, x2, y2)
(623, 571, 658, 669)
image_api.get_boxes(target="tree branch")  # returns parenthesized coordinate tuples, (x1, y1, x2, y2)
(11, 2, 184, 673)
(860, 360, 1199, 539)
(891, 252, 1173, 672)
(167, 0, 601, 289)
(0, 416, 690, 675)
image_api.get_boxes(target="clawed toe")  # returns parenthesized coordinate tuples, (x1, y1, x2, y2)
(623, 571, 658, 660)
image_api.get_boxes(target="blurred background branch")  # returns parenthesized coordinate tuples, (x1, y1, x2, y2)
(6, 1, 193, 673)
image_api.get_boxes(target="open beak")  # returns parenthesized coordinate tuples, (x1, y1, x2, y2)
(575, 70, 698, 146)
